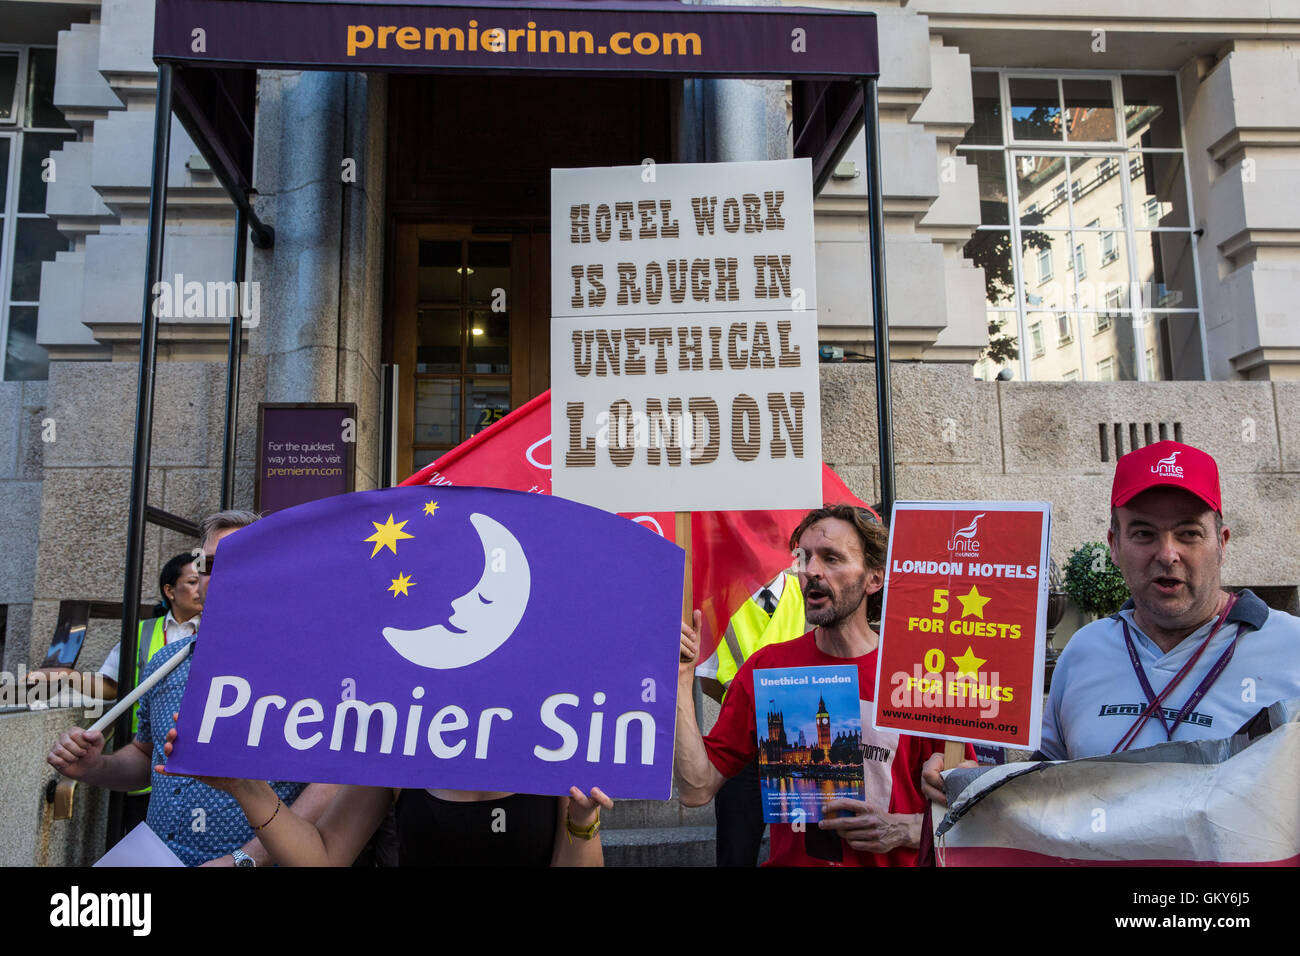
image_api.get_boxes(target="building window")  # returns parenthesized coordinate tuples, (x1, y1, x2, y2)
(1056, 313, 1072, 346)
(1062, 369, 1079, 381)
(960, 70, 1203, 382)
(1101, 229, 1119, 265)
(1096, 356, 1116, 381)
(0, 47, 73, 382)
(1030, 321, 1045, 357)
(1095, 289, 1121, 334)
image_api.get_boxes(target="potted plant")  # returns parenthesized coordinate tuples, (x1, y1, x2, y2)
(1063, 542, 1130, 619)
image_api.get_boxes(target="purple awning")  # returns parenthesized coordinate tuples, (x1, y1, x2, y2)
(154, 0, 876, 202)
(156, 0, 877, 78)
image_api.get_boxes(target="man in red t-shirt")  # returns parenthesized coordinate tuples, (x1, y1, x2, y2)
(675, 505, 969, 867)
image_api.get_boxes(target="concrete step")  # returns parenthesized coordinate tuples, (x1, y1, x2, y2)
(602, 825, 771, 867)
(602, 826, 716, 866)
(601, 796, 714, 830)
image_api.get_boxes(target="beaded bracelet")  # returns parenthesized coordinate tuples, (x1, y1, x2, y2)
(252, 797, 282, 831)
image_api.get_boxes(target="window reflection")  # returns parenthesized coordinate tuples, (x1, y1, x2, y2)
(959, 70, 1203, 382)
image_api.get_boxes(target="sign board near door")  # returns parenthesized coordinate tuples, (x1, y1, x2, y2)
(550, 159, 822, 513)
(255, 403, 357, 514)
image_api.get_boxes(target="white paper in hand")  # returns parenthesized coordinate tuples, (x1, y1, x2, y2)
(94, 821, 185, 867)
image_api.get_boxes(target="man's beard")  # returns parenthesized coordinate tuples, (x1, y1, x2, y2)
(803, 574, 869, 626)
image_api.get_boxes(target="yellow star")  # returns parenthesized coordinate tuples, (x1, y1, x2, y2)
(364, 513, 414, 558)
(423, 500, 440, 517)
(957, 584, 992, 619)
(952, 646, 987, 679)
(388, 572, 415, 597)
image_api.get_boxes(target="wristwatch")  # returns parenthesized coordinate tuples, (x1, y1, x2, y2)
(232, 848, 256, 867)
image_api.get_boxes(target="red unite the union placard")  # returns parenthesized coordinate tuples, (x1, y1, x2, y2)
(872, 501, 1051, 751)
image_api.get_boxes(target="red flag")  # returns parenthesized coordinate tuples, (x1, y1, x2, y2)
(400, 390, 676, 543)
(402, 391, 553, 496)
(400, 390, 875, 658)
(689, 466, 872, 659)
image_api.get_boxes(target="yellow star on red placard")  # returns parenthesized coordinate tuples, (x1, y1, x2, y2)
(388, 572, 415, 597)
(423, 500, 440, 517)
(957, 584, 991, 619)
(365, 513, 414, 558)
(952, 646, 987, 679)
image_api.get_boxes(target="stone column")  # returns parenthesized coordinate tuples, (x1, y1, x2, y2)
(1179, 44, 1300, 381)
(249, 70, 387, 488)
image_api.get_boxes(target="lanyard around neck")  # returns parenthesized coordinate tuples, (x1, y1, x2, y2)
(1112, 594, 1243, 754)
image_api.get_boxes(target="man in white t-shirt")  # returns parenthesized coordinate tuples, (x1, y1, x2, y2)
(924, 440, 1300, 800)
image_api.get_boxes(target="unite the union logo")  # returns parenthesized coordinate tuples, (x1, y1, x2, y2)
(1151, 451, 1184, 478)
(947, 513, 985, 556)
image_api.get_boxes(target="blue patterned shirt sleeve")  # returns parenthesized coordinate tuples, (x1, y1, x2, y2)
(137, 636, 306, 866)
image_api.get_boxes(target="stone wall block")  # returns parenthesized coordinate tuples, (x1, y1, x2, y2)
(999, 381, 1279, 475)
(911, 45, 973, 127)
(1218, 473, 1300, 588)
(0, 384, 19, 478)
(1, 603, 32, 676)
(278, 71, 347, 196)
(0, 482, 43, 605)
(828, 463, 879, 508)
(875, 7, 932, 95)
(890, 365, 1001, 469)
(54, 23, 121, 111)
(1276, 382, 1300, 472)
(819, 364, 878, 464)
(159, 467, 222, 544)
(25, 601, 61, 672)
(0, 708, 111, 867)
(265, 346, 344, 405)
(337, 348, 382, 488)
(32, 468, 163, 606)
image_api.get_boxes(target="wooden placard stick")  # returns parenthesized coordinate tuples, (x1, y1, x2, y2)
(676, 511, 693, 622)
(943, 739, 965, 770)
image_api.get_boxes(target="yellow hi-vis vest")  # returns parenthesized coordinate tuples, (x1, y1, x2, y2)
(129, 616, 167, 795)
(696, 573, 806, 699)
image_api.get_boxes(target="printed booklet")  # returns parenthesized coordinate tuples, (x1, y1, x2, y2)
(753, 665, 866, 823)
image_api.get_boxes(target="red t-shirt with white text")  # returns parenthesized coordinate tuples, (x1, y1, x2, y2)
(703, 632, 966, 867)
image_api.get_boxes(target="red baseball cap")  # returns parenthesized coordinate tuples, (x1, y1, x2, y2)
(1111, 440, 1221, 513)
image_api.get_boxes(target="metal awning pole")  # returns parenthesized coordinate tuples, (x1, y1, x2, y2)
(221, 206, 248, 509)
(109, 62, 174, 850)
(861, 76, 896, 516)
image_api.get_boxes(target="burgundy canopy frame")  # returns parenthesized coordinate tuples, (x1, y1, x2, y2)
(110, 0, 895, 845)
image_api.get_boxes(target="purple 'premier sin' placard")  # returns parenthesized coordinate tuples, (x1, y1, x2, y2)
(256, 403, 357, 515)
(166, 485, 685, 799)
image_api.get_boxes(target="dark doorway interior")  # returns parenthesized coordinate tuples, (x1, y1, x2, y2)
(384, 74, 673, 478)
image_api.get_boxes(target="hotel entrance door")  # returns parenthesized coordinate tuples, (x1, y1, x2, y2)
(389, 223, 550, 480)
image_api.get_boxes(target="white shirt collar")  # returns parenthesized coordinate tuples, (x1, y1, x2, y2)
(750, 571, 787, 605)
(164, 610, 201, 642)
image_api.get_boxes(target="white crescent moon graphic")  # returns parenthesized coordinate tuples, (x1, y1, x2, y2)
(382, 512, 531, 669)
(631, 515, 665, 537)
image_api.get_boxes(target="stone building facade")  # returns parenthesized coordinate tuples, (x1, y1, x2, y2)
(1, 0, 1298, 864)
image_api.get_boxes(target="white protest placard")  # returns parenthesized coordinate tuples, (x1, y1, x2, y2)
(550, 159, 822, 513)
